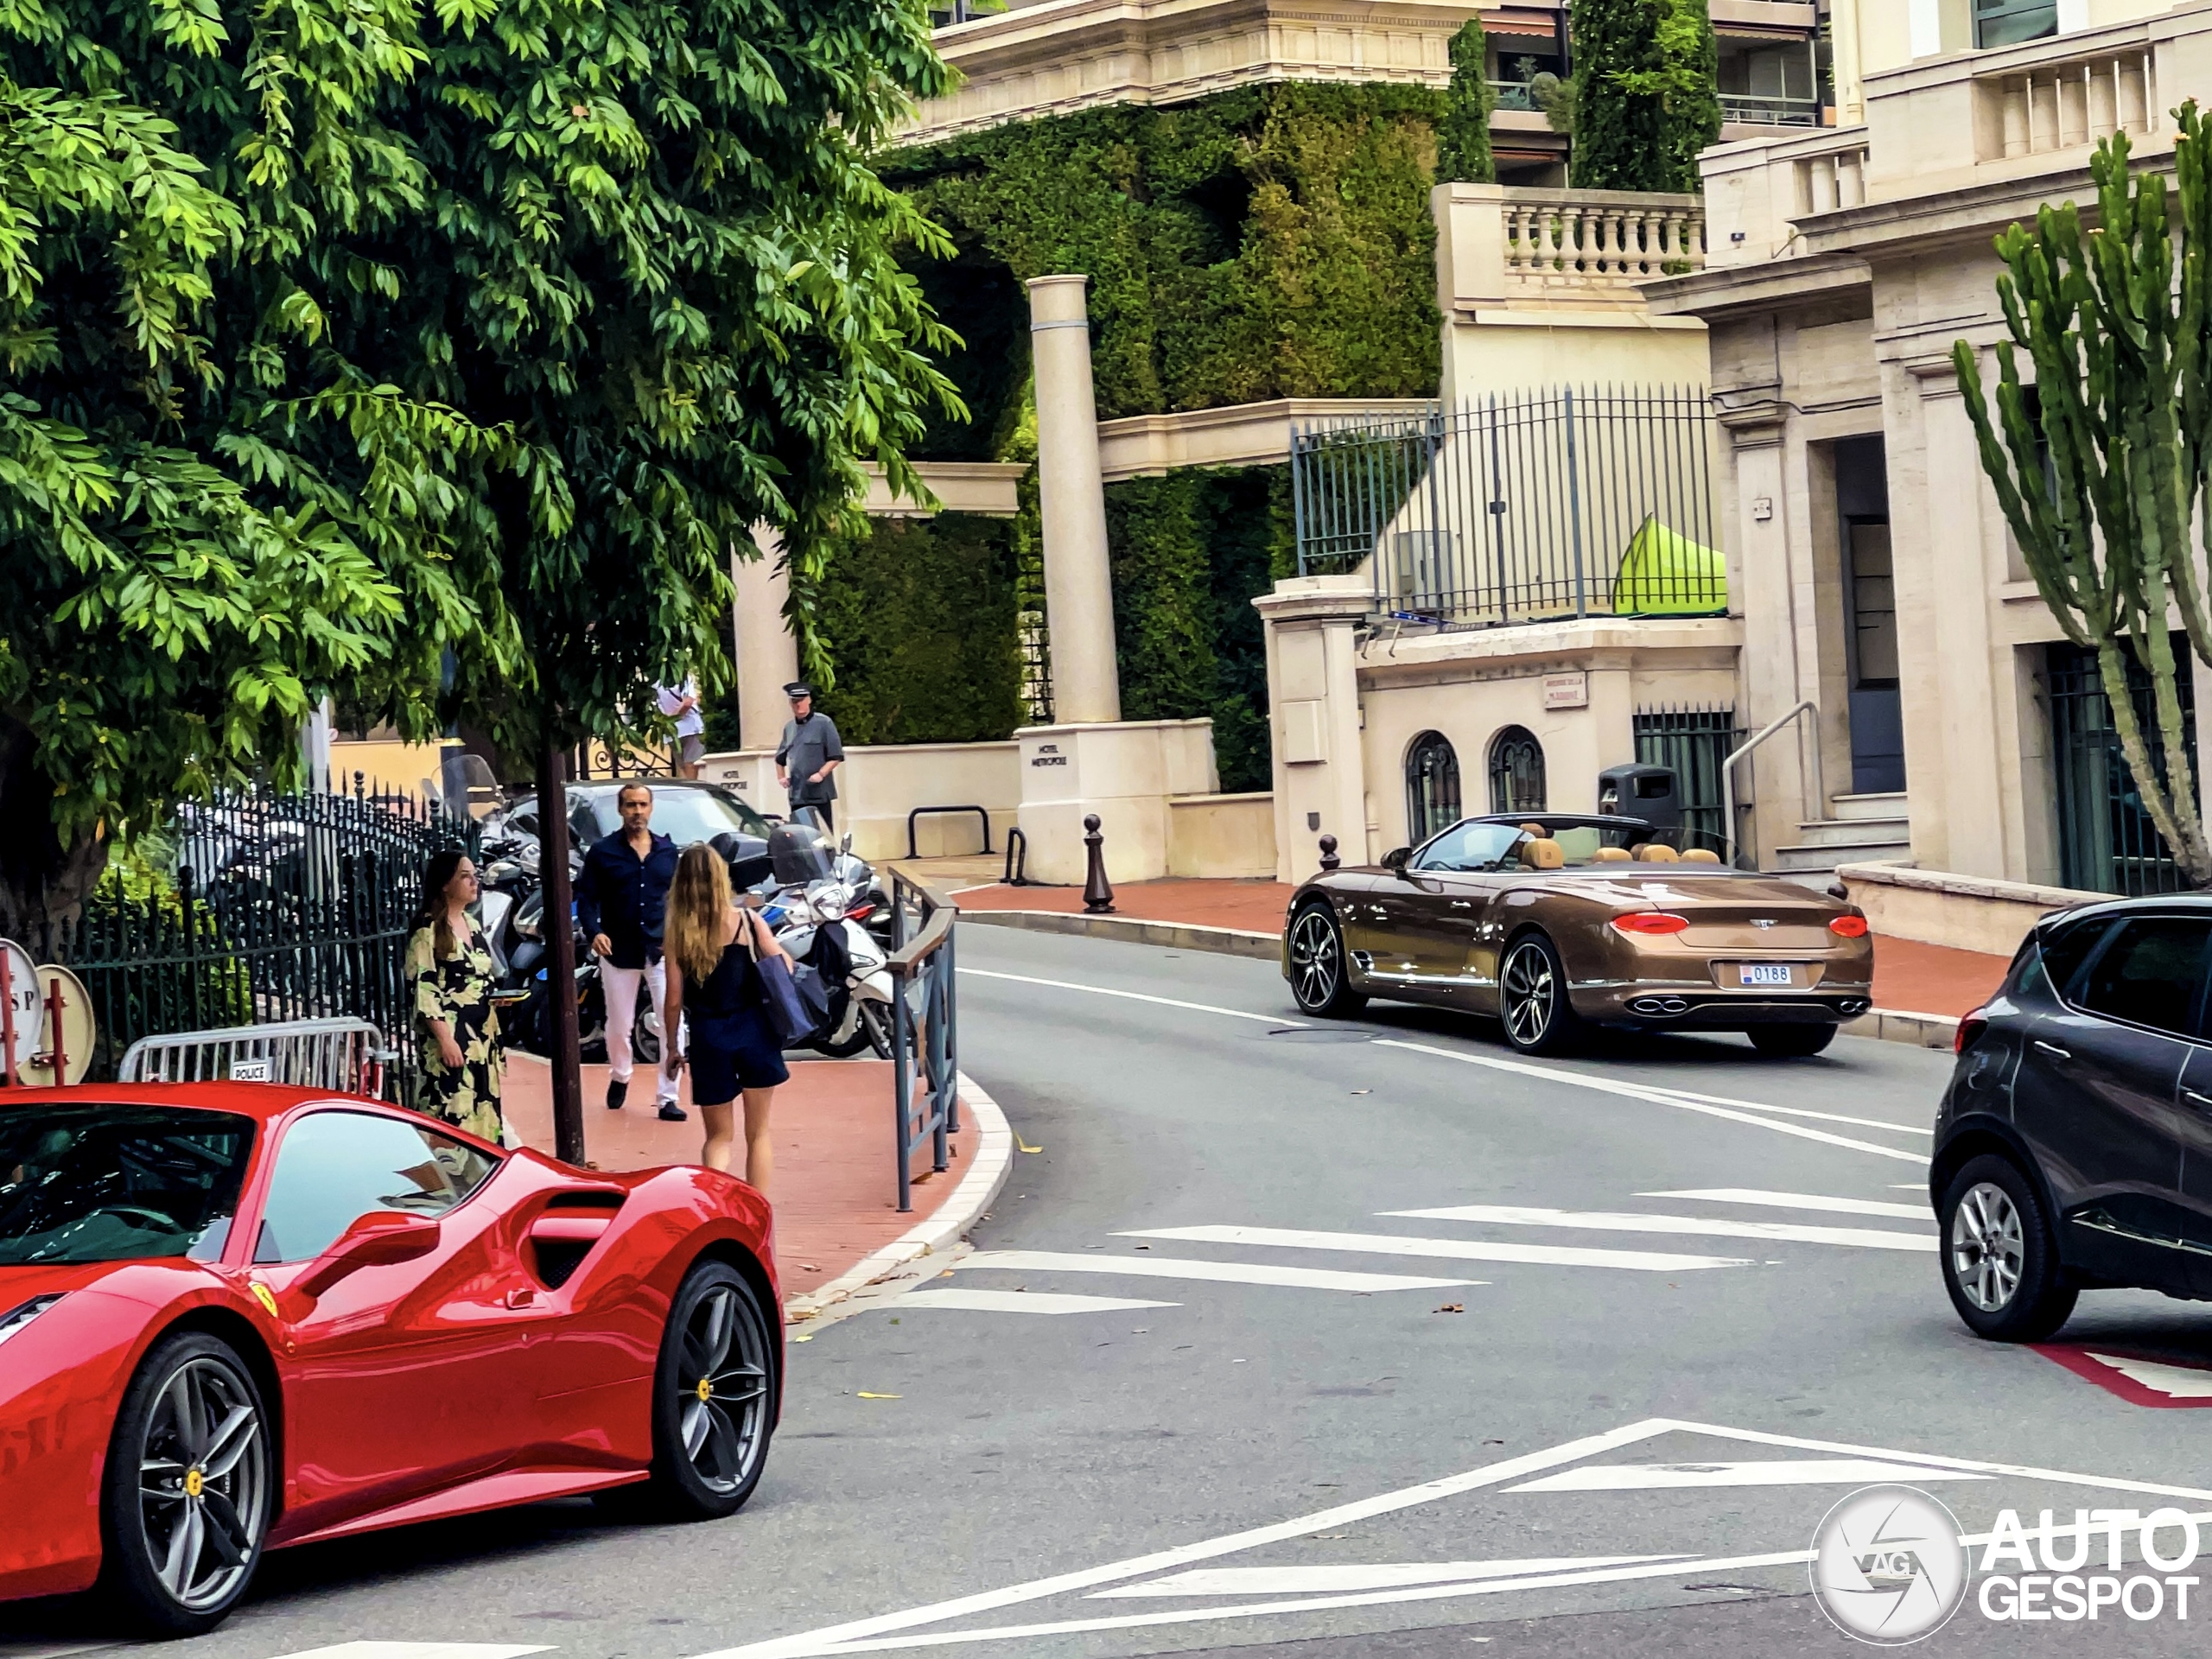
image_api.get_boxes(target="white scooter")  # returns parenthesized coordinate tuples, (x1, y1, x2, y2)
(767, 876, 895, 1058)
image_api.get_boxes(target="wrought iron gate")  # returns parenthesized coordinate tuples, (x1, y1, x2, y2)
(1635, 706, 1745, 850)
(2047, 640, 2193, 897)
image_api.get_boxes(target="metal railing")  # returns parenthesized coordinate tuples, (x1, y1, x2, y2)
(1290, 387, 1722, 629)
(887, 870, 960, 1212)
(1722, 701, 1823, 868)
(1720, 92, 1824, 127)
(118, 1016, 390, 1096)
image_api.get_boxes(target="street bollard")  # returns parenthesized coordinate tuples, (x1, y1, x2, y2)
(1319, 834, 1339, 873)
(1082, 813, 1116, 913)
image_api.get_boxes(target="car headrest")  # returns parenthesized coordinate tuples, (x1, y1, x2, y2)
(1518, 822, 1548, 837)
(1592, 846, 1633, 862)
(1679, 847, 1722, 864)
(1637, 842, 1681, 862)
(1519, 837, 1566, 869)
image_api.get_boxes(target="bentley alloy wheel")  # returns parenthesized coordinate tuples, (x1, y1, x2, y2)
(1498, 933, 1578, 1055)
(645, 1262, 776, 1517)
(102, 1333, 271, 1634)
(1937, 1154, 2076, 1342)
(1288, 904, 1365, 1018)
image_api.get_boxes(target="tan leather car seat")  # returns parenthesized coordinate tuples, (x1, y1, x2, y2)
(1592, 846, 1633, 862)
(1679, 848, 1722, 864)
(1518, 822, 1547, 837)
(1638, 842, 1681, 862)
(1519, 837, 1566, 869)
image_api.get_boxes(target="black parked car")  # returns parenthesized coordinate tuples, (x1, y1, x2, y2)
(1935, 894, 2212, 1340)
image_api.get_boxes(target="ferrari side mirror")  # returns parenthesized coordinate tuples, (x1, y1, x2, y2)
(1382, 847, 1412, 874)
(295, 1211, 442, 1300)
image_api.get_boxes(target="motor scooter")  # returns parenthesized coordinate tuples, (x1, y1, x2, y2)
(767, 878, 895, 1058)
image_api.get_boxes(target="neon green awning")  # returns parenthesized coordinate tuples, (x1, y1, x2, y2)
(1611, 514, 1728, 615)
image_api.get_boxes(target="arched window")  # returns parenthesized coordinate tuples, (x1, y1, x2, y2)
(1405, 732, 1462, 843)
(1488, 727, 1547, 815)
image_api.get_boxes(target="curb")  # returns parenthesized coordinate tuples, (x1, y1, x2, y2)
(963, 908, 1963, 1054)
(781, 1069, 1014, 1325)
(960, 907, 1281, 961)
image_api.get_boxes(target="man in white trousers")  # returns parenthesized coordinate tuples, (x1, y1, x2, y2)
(573, 781, 686, 1121)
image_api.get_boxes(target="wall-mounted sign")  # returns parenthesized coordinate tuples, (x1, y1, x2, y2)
(1541, 671, 1590, 710)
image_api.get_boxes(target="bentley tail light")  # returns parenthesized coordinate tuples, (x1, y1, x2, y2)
(1955, 1007, 1988, 1054)
(1611, 912, 1689, 936)
(1829, 915, 1871, 938)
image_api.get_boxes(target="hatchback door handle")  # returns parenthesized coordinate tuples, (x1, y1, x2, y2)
(2034, 1039, 2072, 1061)
(1451, 900, 1473, 910)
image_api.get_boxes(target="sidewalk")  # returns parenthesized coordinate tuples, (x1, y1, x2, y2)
(942, 870, 2012, 1020)
(503, 1052, 974, 1306)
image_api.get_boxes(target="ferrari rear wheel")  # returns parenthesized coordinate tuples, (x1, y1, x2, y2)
(1498, 933, 1580, 1055)
(100, 1331, 272, 1636)
(1288, 903, 1367, 1018)
(640, 1262, 775, 1520)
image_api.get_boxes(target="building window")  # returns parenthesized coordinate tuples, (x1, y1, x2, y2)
(1633, 707, 1745, 852)
(1974, 0, 2057, 48)
(1488, 727, 1547, 816)
(1406, 732, 1463, 842)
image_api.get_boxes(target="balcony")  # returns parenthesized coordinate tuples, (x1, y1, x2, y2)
(1438, 183, 1707, 310)
(1719, 92, 1824, 129)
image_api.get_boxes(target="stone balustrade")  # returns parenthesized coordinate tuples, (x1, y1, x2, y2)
(1974, 41, 2158, 163)
(1499, 191, 1707, 296)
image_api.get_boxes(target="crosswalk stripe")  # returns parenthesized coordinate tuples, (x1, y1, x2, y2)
(1508, 1458, 1987, 1492)
(897, 1288, 1179, 1315)
(1640, 1187, 1932, 1220)
(1119, 1224, 1748, 1273)
(959, 1249, 1479, 1293)
(1385, 1205, 1936, 1252)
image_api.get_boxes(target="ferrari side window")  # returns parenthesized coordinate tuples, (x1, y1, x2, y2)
(254, 1111, 501, 1265)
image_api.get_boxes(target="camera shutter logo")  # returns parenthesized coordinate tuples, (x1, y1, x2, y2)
(1809, 1484, 1969, 1644)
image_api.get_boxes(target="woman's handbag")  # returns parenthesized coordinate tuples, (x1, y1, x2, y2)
(745, 917, 828, 1047)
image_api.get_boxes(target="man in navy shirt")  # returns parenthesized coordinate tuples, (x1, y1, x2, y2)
(575, 782, 685, 1121)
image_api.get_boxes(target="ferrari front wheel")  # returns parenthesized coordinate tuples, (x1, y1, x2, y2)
(642, 1261, 775, 1519)
(1287, 903, 1367, 1018)
(100, 1331, 273, 1635)
(1498, 933, 1580, 1055)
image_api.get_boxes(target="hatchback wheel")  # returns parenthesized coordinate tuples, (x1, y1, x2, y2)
(1287, 904, 1366, 1019)
(638, 1262, 775, 1518)
(1939, 1154, 2076, 1341)
(1499, 933, 1580, 1054)
(100, 1332, 272, 1635)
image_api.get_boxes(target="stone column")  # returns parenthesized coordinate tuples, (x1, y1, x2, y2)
(733, 526, 798, 752)
(1027, 275, 1122, 725)
(1255, 575, 1372, 884)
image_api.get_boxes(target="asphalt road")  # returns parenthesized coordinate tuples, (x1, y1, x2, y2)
(15, 925, 2212, 1659)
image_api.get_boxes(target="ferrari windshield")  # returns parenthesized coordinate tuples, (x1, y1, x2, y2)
(0, 1105, 253, 1265)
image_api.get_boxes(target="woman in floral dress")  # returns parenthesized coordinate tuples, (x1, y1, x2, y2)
(405, 849, 505, 1141)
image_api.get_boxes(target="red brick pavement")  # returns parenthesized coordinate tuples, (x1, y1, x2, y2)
(952, 878, 2012, 1020)
(502, 1053, 969, 1301)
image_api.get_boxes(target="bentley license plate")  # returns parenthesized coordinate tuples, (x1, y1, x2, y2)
(1738, 963, 1795, 988)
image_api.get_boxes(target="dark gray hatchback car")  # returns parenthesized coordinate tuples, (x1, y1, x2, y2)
(1935, 894, 2212, 1340)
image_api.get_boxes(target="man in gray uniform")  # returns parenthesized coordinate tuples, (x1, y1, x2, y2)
(775, 681, 845, 830)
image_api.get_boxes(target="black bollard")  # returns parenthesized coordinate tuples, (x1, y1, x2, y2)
(1082, 813, 1116, 913)
(1319, 833, 1340, 873)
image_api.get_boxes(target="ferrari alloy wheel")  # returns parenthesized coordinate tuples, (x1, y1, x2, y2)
(100, 1332, 271, 1635)
(642, 1262, 775, 1518)
(1288, 904, 1366, 1018)
(1939, 1155, 2076, 1342)
(1499, 933, 1579, 1055)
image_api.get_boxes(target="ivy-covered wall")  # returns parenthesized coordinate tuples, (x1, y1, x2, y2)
(888, 84, 1446, 438)
(1107, 465, 1294, 794)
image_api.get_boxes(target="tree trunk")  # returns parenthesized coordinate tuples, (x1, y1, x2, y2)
(0, 713, 110, 943)
(536, 733, 588, 1164)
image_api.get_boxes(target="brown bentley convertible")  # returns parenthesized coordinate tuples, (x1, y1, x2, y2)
(1282, 814, 1874, 1057)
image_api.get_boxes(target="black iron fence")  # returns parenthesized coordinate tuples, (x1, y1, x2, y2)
(1289, 387, 1722, 629)
(887, 869, 959, 1212)
(24, 780, 476, 1094)
(2047, 639, 2193, 897)
(1635, 705, 1748, 854)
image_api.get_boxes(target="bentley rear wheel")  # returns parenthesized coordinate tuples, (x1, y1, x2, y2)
(1499, 933, 1580, 1055)
(1288, 903, 1366, 1018)
(639, 1261, 776, 1519)
(100, 1332, 272, 1635)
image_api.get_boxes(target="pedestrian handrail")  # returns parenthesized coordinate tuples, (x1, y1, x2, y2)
(906, 804, 993, 861)
(886, 870, 959, 1212)
(1721, 699, 1822, 868)
(118, 1016, 392, 1098)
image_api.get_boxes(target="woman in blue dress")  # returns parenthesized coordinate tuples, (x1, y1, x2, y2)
(661, 842, 791, 1189)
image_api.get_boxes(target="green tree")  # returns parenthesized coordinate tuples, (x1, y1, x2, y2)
(1568, 0, 1669, 192)
(1435, 18, 1496, 185)
(1955, 110, 2212, 886)
(1649, 0, 1722, 191)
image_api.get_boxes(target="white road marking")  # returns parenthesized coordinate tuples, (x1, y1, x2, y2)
(1122, 1224, 1749, 1273)
(696, 1417, 2212, 1658)
(960, 1249, 1479, 1294)
(1386, 1205, 1936, 1253)
(895, 1288, 1179, 1316)
(2086, 1353, 2212, 1400)
(1641, 1187, 1932, 1219)
(1374, 1039, 1926, 1164)
(1507, 1458, 1987, 1492)
(268, 1649, 554, 1659)
(1087, 1556, 1683, 1598)
(957, 968, 1302, 1027)
(1629, 1085, 1930, 1138)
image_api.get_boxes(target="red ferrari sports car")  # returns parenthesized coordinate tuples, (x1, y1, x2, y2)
(0, 1083, 780, 1635)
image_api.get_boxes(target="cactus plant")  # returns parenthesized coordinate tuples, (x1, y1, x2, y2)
(1955, 105, 2212, 886)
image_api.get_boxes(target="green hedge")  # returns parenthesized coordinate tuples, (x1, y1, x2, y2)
(888, 84, 1445, 434)
(1106, 465, 1294, 793)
